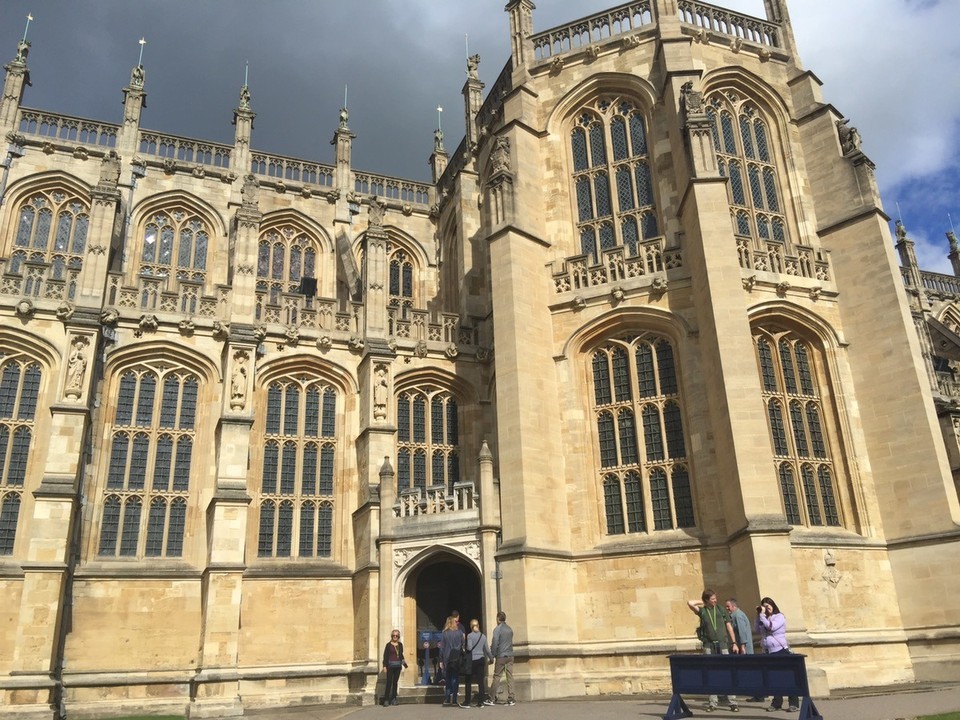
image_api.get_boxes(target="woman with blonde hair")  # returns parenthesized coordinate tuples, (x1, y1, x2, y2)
(380, 628, 407, 706)
(439, 615, 465, 706)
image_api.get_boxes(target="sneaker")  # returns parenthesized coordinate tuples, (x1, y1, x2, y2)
(787, 706, 799, 712)
(506, 699, 516, 706)
(705, 703, 718, 712)
(766, 706, 781, 712)
(483, 700, 495, 706)
(730, 705, 739, 712)
(459, 703, 471, 709)
(392, 699, 399, 706)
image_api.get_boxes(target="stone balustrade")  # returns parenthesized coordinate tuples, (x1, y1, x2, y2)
(394, 482, 477, 518)
(0, 257, 80, 302)
(138, 130, 232, 168)
(107, 272, 228, 319)
(17, 108, 119, 148)
(918, 269, 960, 297)
(737, 239, 831, 281)
(531, 1, 655, 61)
(388, 308, 475, 346)
(551, 239, 682, 294)
(250, 152, 334, 187)
(354, 172, 432, 207)
(678, 0, 781, 47)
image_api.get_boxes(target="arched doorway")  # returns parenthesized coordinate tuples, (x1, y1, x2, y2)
(402, 550, 482, 684)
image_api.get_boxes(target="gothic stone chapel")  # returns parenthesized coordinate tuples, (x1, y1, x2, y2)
(1, 0, 959, 718)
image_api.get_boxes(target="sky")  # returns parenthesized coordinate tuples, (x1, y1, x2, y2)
(2, 0, 959, 273)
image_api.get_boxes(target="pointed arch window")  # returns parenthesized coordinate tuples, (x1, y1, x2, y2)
(140, 209, 209, 284)
(388, 242, 416, 321)
(707, 93, 788, 252)
(591, 334, 696, 536)
(256, 377, 338, 558)
(9, 190, 89, 300)
(0, 353, 43, 555)
(570, 98, 661, 265)
(255, 225, 320, 321)
(98, 367, 198, 558)
(397, 387, 460, 494)
(755, 330, 844, 528)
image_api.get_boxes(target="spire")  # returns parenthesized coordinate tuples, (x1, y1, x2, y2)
(116, 39, 148, 167)
(463, 53, 484, 153)
(0, 17, 33, 135)
(232, 63, 255, 176)
(429, 105, 448, 184)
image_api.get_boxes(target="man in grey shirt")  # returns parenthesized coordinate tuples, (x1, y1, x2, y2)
(489, 611, 516, 705)
(724, 598, 753, 654)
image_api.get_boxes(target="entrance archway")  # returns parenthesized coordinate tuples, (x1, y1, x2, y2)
(402, 550, 482, 684)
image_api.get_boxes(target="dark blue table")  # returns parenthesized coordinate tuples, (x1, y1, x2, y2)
(663, 653, 823, 719)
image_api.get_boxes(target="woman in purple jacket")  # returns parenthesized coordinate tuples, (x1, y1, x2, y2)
(755, 596, 799, 712)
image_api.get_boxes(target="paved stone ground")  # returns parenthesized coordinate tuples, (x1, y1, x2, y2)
(236, 682, 960, 720)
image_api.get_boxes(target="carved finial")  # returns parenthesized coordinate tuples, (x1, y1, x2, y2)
(948, 230, 959, 253)
(895, 219, 908, 243)
(467, 53, 480, 81)
(239, 84, 251, 110)
(338, 106, 349, 130)
(836, 118, 862, 156)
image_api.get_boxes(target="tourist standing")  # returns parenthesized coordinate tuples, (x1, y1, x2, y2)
(439, 616, 465, 707)
(463, 619, 494, 708)
(755, 597, 799, 712)
(688, 589, 740, 712)
(381, 629, 408, 706)
(490, 611, 516, 705)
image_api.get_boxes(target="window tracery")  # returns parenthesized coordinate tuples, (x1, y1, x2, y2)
(139, 208, 209, 284)
(388, 244, 414, 320)
(570, 98, 660, 265)
(256, 378, 338, 558)
(591, 334, 695, 535)
(9, 190, 89, 300)
(97, 366, 198, 558)
(755, 330, 842, 527)
(707, 92, 787, 247)
(256, 224, 320, 320)
(0, 352, 42, 555)
(396, 387, 459, 494)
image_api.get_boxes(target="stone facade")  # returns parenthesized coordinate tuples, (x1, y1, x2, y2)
(1, 1, 958, 718)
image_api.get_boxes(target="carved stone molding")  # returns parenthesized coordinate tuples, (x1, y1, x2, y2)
(178, 318, 195, 336)
(138, 314, 159, 332)
(15, 298, 34, 319)
(230, 350, 250, 411)
(373, 362, 390, 423)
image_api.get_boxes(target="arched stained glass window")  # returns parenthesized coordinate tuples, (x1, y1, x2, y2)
(98, 367, 197, 558)
(590, 334, 696, 536)
(8, 191, 89, 299)
(756, 329, 846, 528)
(257, 378, 339, 558)
(397, 387, 460, 494)
(140, 209, 209, 284)
(255, 225, 320, 321)
(707, 94, 788, 250)
(0, 353, 42, 555)
(570, 98, 661, 265)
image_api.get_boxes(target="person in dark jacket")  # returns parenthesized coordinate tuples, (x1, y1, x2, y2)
(439, 615, 465, 706)
(381, 629, 408, 706)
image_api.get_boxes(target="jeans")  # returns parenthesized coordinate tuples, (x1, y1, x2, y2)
(702, 643, 737, 707)
(490, 657, 514, 702)
(384, 665, 401, 703)
(444, 665, 460, 703)
(464, 658, 488, 705)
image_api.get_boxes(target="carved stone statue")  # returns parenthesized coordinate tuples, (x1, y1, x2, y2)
(680, 80, 705, 116)
(434, 127, 444, 154)
(373, 364, 389, 421)
(15, 40, 30, 64)
(490, 135, 511, 175)
(467, 53, 480, 81)
(895, 219, 908, 243)
(65, 337, 89, 399)
(230, 351, 248, 410)
(239, 84, 251, 110)
(131, 64, 144, 88)
(368, 197, 386, 228)
(99, 150, 121, 186)
(241, 173, 260, 209)
(949, 230, 959, 253)
(339, 106, 349, 130)
(836, 118, 862, 155)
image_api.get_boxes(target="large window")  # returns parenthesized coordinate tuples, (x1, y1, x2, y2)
(388, 243, 414, 320)
(0, 353, 42, 555)
(256, 224, 320, 319)
(256, 378, 338, 558)
(707, 92, 787, 247)
(98, 368, 198, 558)
(591, 334, 695, 535)
(755, 330, 842, 527)
(570, 98, 660, 264)
(139, 209, 209, 283)
(396, 388, 459, 494)
(9, 190, 89, 299)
